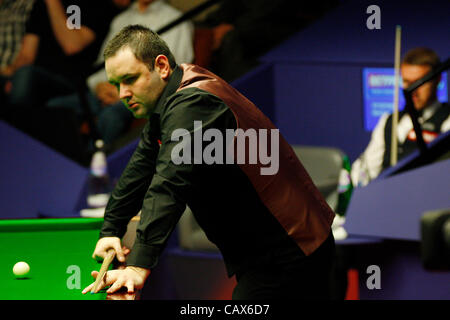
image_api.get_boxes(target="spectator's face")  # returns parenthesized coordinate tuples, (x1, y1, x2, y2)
(105, 47, 169, 119)
(138, 0, 157, 6)
(112, 0, 131, 9)
(401, 63, 439, 111)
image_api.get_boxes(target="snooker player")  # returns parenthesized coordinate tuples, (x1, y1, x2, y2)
(351, 47, 450, 186)
(83, 25, 336, 299)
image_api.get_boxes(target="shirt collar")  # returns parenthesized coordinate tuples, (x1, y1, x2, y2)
(153, 65, 183, 116)
(420, 100, 441, 121)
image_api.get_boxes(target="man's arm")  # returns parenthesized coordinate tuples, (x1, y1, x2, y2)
(351, 114, 389, 187)
(100, 120, 160, 239)
(44, 0, 95, 55)
(441, 110, 450, 132)
(0, 34, 39, 76)
(125, 90, 233, 270)
(86, 90, 234, 294)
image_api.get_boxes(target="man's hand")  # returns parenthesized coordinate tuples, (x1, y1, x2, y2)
(3, 80, 12, 95)
(95, 82, 120, 106)
(82, 266, 150, 294)
(0, 66, 14, 77)
(92, 236, 130, 263)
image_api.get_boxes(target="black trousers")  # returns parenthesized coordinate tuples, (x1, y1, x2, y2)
(232, 232, 336, 300)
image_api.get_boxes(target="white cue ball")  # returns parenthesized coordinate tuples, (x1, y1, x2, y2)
(13, 261, 30, 278)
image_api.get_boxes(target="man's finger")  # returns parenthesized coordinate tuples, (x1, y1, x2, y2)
(125, 280, 135, 293)
(114, 243, 126, 262)
(82, 283, 94, 294)
(106, 277, 125, 294)
(82, 270, 100, 294)
(122, 246, 131, 256)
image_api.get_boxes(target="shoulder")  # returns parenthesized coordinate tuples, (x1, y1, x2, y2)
(163, 87, 226, 115)
(158, 88, 229, 133)
(440, 103, 450, 131)
(375, 112, 391, 129)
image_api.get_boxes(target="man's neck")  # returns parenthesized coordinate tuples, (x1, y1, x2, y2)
(138, 4, 148, 12)
(138, 1, 155, 13)
(417, 99, 440, 118)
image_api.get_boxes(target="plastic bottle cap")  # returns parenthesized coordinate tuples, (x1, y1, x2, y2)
(95, 140, 104, 149)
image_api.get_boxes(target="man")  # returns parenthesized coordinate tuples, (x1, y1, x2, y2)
(88, 0, 194, 103)
(51, 0, 194, 146)
(0, 0, 35, 107)
(82, 25, 335, 299)
(0, 0, 35, 75)
(351, 47, 450, 186)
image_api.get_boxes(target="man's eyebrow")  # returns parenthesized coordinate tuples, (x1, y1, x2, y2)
(108, 73, 138, 84)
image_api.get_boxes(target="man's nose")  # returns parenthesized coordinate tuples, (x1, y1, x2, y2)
(119, 84, 131, 100)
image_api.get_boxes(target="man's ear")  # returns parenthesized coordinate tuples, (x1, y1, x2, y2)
(154, 55, 171, 80)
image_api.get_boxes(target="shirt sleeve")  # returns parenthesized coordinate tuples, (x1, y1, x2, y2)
(351, 113, 389, 187)
(25, 0, 45, 37)
(76, 0, 101, 33)
(441, 112, 450, 132)
(100, 119, 160, 239)
(125, 89, 232, 270)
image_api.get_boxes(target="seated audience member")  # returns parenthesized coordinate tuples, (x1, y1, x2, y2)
(351, 47, 450, 186)
(0, 0, 35, 75)
(82, 0, 194, 145)
(3, 0, 117, 112)
(0, 0, 35, 107)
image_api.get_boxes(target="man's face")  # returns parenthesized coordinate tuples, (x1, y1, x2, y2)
(105, 47, 167, 119)
(401, 63, 439, 111)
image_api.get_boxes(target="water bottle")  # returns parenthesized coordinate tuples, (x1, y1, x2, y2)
(336, 155, 353, 216)
(87, 140, 112, 208)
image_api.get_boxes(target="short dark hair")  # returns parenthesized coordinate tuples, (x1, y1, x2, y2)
(103, 24, 177, 70)
(402, 47, 441, 69)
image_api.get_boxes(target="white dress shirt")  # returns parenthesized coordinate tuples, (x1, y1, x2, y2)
(351, 100, 450, 186)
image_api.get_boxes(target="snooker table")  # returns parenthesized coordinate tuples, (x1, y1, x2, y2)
(0, 217, 112, 300)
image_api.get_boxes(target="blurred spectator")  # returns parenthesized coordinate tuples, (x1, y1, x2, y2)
(0, 0, 124, 164)
(351, 47, 450, 186)
(51, 0, 194, 146)
(2, 0, 120, 111)
(0, 0, 35, 107)
(0, 0, 35, 75)
(88, 0, 194, 93)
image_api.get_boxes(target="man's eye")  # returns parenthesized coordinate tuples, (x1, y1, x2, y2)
(123, 77, 136, 85)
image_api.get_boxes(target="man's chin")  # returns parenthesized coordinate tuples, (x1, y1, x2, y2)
(132, 110, 148, 119)
(413, 102, 426, 111)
